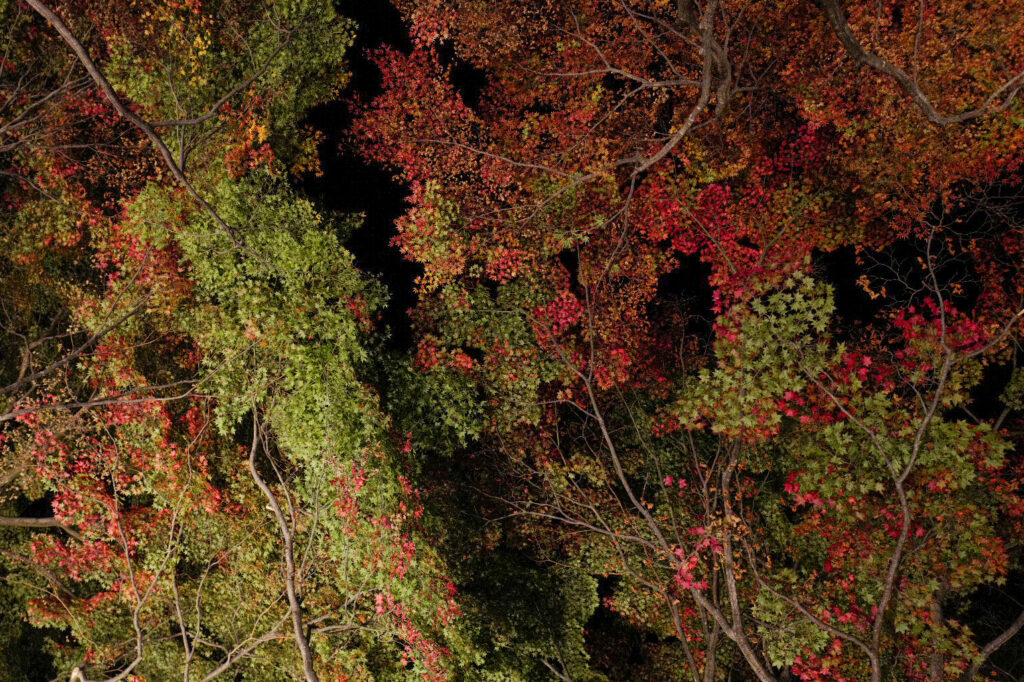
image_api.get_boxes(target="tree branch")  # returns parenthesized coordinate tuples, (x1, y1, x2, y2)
(959, 607, 1024, 681)
(0, 516, 83, 541)
(820, 0, 1024, 125)
(24, 0, 241, 244)
(248, 416, 319, 682)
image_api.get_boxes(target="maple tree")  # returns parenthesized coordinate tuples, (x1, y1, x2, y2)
(1, 1, 456, 680)
(354, 0, 1024, 680)
(2, 0, 1024, 681)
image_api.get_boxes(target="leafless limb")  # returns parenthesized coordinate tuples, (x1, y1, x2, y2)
(959, 607, 1024, 681)
(0, 515, 84, 540)
(248, 414, 320, 682)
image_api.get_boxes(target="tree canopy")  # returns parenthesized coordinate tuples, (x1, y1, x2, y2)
(1, 1, 1023, 681)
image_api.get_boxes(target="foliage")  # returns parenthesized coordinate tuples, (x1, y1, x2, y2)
(2, 0, 1024, 681)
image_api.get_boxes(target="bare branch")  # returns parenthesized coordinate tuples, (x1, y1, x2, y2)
(0, 515, 83, 541)
(958, 607, 1024, 681)
(248, 416, 319, 682)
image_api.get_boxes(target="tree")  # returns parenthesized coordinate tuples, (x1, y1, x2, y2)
(1, 1, 459, 679)
(4, 0, 1024, 679)
(355, 1, 1024, 679)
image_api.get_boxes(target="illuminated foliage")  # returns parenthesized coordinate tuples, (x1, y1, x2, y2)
(2, 1, 1024, 681)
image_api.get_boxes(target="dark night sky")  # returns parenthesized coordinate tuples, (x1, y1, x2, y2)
(299, 0, 417, 349)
